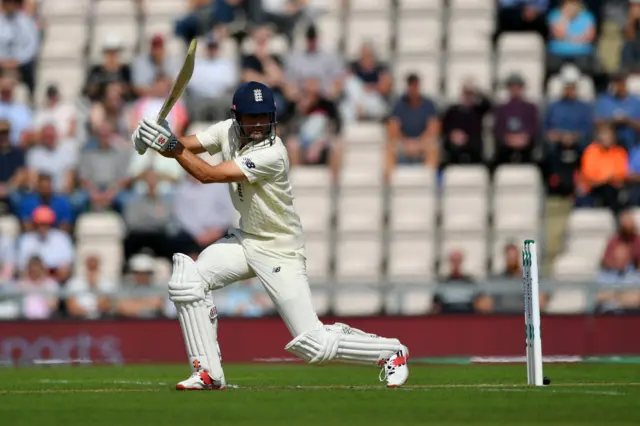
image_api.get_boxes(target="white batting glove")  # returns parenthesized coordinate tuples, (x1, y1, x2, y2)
(131, 127, 148, 155)
(135, 117, 179, 153)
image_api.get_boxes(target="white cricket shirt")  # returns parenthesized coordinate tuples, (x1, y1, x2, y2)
(196, 119, 305, 252)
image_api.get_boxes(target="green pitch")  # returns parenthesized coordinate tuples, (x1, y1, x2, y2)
(0, 364, 639, 426)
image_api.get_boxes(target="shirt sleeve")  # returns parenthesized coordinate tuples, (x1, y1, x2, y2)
(594, 97, 610, 119)
(15, 15, 39, 64)
(196, 120, 230, 155)
(234, 147, 284, 183)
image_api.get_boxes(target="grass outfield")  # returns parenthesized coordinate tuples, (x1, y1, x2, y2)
(0, 364, 639, 425)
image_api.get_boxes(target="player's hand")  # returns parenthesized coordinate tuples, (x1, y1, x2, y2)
(131, 126, 148, 155)
(136, 117, 179, 153)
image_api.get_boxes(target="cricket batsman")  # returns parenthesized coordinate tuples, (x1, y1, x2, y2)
(131, 81, 409, 390)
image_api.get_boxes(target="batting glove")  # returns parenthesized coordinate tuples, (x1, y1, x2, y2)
(136, 117, 179, 153)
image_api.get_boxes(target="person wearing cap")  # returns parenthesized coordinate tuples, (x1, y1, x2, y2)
(594, 72, 640, 151)
(83, 35, 132, 102)
(16, 205, 74, 282)
(493, 72, 540, 166)
(115, 253, 163, 318)
(132, 34, 179, 98)
(33, 84, 77, 139)
(622, 0, 640, 71)
(0, 73, 32, 146)
(0, 119, 27, 212)
(0, 0, 39, 98)
(186, 34, 237, 122)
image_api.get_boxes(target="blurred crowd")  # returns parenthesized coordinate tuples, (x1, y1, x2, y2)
(1, 0, 640, 319)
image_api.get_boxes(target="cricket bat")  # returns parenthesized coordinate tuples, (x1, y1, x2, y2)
(137, 39, 198, 155)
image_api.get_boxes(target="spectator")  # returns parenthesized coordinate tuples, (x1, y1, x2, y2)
(217, 279, 273, 317)
(602, 210, 640, 268)
(285, 24, 345, 101)
(432, 250, 493, 314)
(89, 82, 130, 143)
(78, 122, 130, 212)
(174, 0, 217, 44)
(493, 0, 549, 44)
(286, 78, 342, 176)
(622, 0, 640, 71)
(502, 243, 523, 278)
(116, 253, 163, 318)
(123, 171, 173, 261)
(577, 124, 628, 212)
(627, 139, 640, 205)
(0, 0, 39, 98)
(594, 72, 640, 150)
(16, 206, 74, 282)
(441, 79, 491, 167)
(186, 34, 237, 122)
(84, 36, 132, 102)
(129, 74, 189, 138)
(34, 84, 77, 140)
(26, 123, 77, 193)
(0, 73, 32, 146)
(546, 0, 597, 77)
(66, 255, 116, 319)
(385, 73, 440, 176)
(171, 175, 235, 258)
(341, 41, 392, 123)
(595, 243, 640, 313)
(126, 149, 185, 198)
(0, 229, 14, 284)
(18, 174, 73, 232)
(262, 0, 306, 44)
(494, 73, 540, 166)
(241, 26, 290, 120)
(16, 255, 59, 319)
(0, 119, 26, 213)
(132, 34, 179, 98)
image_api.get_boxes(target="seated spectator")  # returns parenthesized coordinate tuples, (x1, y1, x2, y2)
(602, 210, 640, 267)
(84, 36, 132, 102)
(185, 35, 237, 122)
(126, 149, 185, 198)
(17, 206, 74, 282)
(501, 243, 523, 278)
(385, 74, 440, 176)
(18, 174, 73, 232)
(577, 124, 628, 213)
(546, 0, 597, 77)
(217, 279, 274, 317)
(116, 253, 163, 318)
(132, 34, 179, 98)
(594, 72, 640, 150)
(34, 84, 77, 140)
(171, 175, 235, 258)
(26, 123, 77, 193)
(341, 42, 392, 123)
(432, 250, 493, 314)
(0, 229, 14, 284)
(123, 171, 173, 261)
(0, 119, 27, 213)
(285, 24, 345, 101)
(89, 82, 130, 143)
(0, 73, 32, 146)
(493, 0, 549, 44)
(0, 0, 39, 98)
(129, 75, 189, 138)
(16, 255, 59, 319)
(78, 122, 130, 212)
(494, 73, 540, 166)
(174, 0, 217, 44)
(441, 79, 491, 167)
(66, 255, 116, 319)
(262, 0, 306, 44)
(241, 26, 291, 120)
(286, 78, 342, 176)
(595, 244, 640, 313)
(622, 0, 640, 72)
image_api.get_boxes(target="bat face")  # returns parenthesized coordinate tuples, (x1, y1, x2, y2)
(157, 39, 198, 123)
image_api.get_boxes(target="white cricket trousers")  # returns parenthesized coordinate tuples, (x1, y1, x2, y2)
(195, 233, 323, 337)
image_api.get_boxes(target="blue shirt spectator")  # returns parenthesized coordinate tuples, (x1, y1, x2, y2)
(391, 94, 437, 139)
(544, 72, 593, 147)
(499, 0, 548, 8)
(0, 120, 24, 183)
(628, 145, 640, 175)
(547, 3, 596, 56)
(0, 75, 32, 146)
(19, 174, 73, 231)
(594, 74, 640, 150)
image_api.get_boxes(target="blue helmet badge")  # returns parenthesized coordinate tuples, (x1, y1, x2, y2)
(231, 81, 277, 145)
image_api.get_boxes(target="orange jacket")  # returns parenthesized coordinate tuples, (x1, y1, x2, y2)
(580, 143, 628, 191)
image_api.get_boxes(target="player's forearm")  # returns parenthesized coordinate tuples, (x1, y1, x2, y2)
(172, 144, 243, 184)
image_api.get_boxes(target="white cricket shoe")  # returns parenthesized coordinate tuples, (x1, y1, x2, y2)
(176, 370, 226, 391)
(379, 346, 409, 388)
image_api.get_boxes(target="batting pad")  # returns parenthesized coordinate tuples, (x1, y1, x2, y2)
(284, 323, 404, 365)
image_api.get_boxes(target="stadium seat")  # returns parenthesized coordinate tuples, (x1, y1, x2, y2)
(335, 236, 383, 282)
(442, 165, 490, 192)
(552, 253, 599, 281)
(153, 257, 172, 287)
(350, 0, 392, 13)
(311, 287, 331, 316)
(393, 58, 440, 97)
(493, 194, 541, 233)
(448, 18, 492, 55)
(564, 235, 608, 263)
(74, 240, 124, 283)
(566, 209, 616, 237)
(496, 58, 544, 102)
(42, 23, 87, 61)
(493, 164, 542, 191)
(241, 34, 289, 56)
(438, 234, 488, 279)
(337, 191, 383, 233)
(385, 288, 434, 315)
(310, 14, 343, 52)
(545, 289, 589, 314)
(305, 237, 331, 281)
(295, 194, 332, 234)
(441, 194, 488, 233)
(339, 167, 383, 188)
(491, 233, 535, 275)
(344, 122, 386, 146)
(290, 167, 332, 190)
(145, 0, 189, 17)
(391, 166, 437, 189)
(94, 0, 138, 17)
(390, 193, 437, 233)
(41, 0, 90, 19)
(36, 62, 84, 105)
(398, 0, 442, 13)
(346, 16, 392, 59)
(0, 215, 20, 239)
(75, 212, 126, 240)
(497, 33, 545, 57)
(342, 145, 384, 172)
(445, 56, 491, 101)
(450, 0, 495, 13)
(387, 236, 436, 281)
(333, 288, 383, 315)
(397, 16, 441, 57)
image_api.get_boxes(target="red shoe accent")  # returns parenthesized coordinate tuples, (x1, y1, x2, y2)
(392, 355, 407, 367)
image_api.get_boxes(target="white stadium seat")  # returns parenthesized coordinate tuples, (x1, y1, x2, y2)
(445, 57, 491, 101)
(390, 193, 437, 233)
(442, 165, 490, 191)
(335, 237, 383, 282)
(393, 58, 440, 98)
(346, 17, 392, 59)
(566, 209, 616, 237)
(333, 288, 383, 316)
(388, 237, 436, 281)
(439, 235, 488, 279)
(385, 288, 434, 315)
(344, 122, 386, 145)
(337, 192, 383, 233)
(305, 237, 331, 281)
(75, 213, 126, 240)
(442, 194, 488, 233)
(398, 0, 442, 13)
(397, 16, 441, 56)
(552, 253, 599, 281)
(545, 289, 589, 314)
(0, 215, 20, 239)
(391, 166, 437, 189)
(494, 164, 542, 191)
